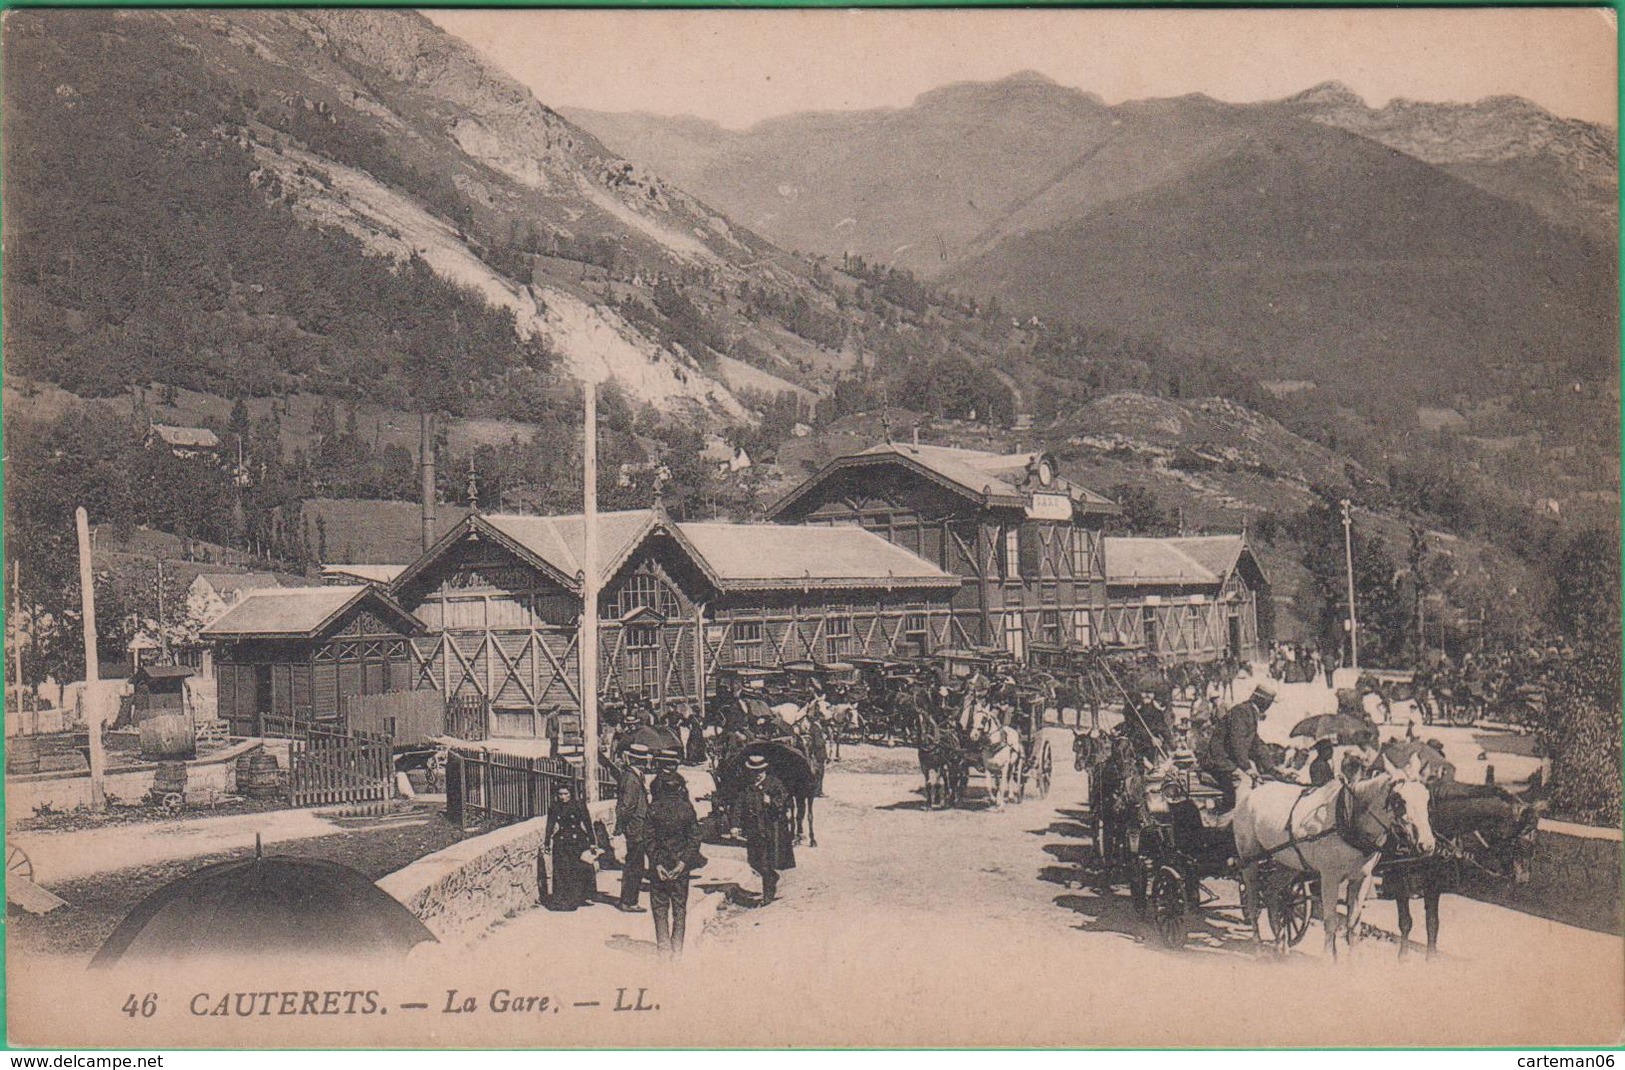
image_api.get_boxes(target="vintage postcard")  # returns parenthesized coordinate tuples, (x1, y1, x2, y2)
(3, 6, 1620, 1049)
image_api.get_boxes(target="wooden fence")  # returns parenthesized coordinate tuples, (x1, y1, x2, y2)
(446, 749, 618, 827)
(447, 695, 489, 741)
(289, 726, 395, 807)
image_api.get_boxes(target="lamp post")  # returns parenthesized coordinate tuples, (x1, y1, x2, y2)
(1340, 498, 1359, 670)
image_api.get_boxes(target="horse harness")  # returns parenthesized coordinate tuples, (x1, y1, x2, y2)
(1240, 779, 1402, 871)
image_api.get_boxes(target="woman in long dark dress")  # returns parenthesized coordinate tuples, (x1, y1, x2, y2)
(543, 784, 596, 911)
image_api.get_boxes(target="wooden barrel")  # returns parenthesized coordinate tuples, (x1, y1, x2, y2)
(7, 736, 40, 775)
(139, 712, 196, 761)
(237, 752, 283, 798)
(152, 760, 188, 796)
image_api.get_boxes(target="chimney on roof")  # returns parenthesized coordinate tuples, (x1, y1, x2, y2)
(420, 412, 436, 551)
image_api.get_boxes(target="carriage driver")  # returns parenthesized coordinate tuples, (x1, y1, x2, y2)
(1199, 682, 1281, 813)
(1123, 674, 1174, 761)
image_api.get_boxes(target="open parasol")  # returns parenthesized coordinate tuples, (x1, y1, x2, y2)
(1290, 712, 1380, 746)
(626, 724, 683, 754)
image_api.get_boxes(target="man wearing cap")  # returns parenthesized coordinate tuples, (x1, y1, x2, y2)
(614, 742, 653, 913)
(1200, 682, 1279, 812)
(739, 753, 794, 905)
(646, 747, 702, 958)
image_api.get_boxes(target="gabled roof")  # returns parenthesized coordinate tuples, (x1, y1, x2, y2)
(392, 509, 961, 599)
(202, 585, 424, 641)
(192, 572, 284, 600)
(1105, 534, 1268, 589)
(149, 423, 221, 449)
(392, 510, 666, 595)
(1165, 536, 1248, 583)
(1104, 538, 1219, 586)
(769, 442, 1119, 519)
(677, 523, 959, 591)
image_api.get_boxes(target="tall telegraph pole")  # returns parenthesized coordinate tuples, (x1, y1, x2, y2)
(580, 381, 601, 802)
(1340, 498, 1359, 670)
(75, 507, 107, 811)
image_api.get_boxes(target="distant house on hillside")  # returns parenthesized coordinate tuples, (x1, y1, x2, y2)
(146, 422, 222, 459)
(187, 572, 284, 632)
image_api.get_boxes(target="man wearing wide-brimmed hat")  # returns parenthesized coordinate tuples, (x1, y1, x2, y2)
(739, 753, 795, 905)
(614, 741, 654, 913)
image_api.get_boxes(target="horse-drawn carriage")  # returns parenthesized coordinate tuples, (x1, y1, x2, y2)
(1117, 761, 1316, 950)
(916, 649, 1054, 808)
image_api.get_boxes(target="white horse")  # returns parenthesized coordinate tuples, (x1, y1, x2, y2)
(1231, 753, 1435, 959)
(965, 700, 1024, 809)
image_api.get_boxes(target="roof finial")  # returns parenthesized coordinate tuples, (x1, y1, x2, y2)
(465, 455, 480, 512)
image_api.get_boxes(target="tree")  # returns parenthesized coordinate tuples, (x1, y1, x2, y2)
(1104, 484, 1177, 537)
(1290, 495, 1410, 666)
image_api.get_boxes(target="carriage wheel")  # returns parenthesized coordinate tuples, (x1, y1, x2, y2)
(7, 842, 33, 885)
(1093, 811, 1112, 865)
(1036, 740, 1053, 799)
(1150, 866, 1189, 949)
(1264, 875, 1315, 949)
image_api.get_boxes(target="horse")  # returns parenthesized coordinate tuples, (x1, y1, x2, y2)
(1383, 781, 1540, 958)
(964, 699, 1024, 810)
(915, 703, 964, 810)
(1231, 753, 1436, 959)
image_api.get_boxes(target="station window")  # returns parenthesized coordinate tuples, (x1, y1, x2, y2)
(826, 615, 853, 659)
(733, 620, 764, 665)
(624, 624, 661, 693)
(903, 610, 930, 654)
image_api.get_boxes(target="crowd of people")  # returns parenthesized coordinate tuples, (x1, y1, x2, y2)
(537, 695, 808, 960)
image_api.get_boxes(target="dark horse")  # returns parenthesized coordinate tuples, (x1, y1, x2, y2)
(912, 684, 966, 810)
(1380, 780, 1541, 958)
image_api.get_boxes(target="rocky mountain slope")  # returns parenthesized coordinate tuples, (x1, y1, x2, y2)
(2, 9, 903, 422)
(944, 112, 1617, 414)
(1278, 81, 1618, 241)
(568, 72, 1616, 277)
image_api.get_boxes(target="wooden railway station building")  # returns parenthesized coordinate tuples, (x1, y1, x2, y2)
(1102, 535, 1272, 663)
(768, 443, 1121, 660)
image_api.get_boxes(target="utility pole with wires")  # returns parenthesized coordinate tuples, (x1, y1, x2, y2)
(580, 379, 601, 803)
(76, 507, 108, 812)
(1341, 498, 1359, 670)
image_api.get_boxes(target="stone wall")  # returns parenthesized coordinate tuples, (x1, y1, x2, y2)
(1468, 819, 1623, 935)
(377, 801, 615, 942)
(5, 740, 260, 816)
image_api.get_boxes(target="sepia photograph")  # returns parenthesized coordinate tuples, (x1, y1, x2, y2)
(1, 5, 1620, 1050)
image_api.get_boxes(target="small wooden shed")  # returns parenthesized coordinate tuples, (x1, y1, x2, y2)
(130, 665, 198, 759)
(203, 586, 427, 738)
(130, 665, 195, 717)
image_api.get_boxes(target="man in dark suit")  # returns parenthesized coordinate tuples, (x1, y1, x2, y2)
(739, 753, 795, 905)
(1200, 683, 1279, 811)
(614, 741, 653, 913)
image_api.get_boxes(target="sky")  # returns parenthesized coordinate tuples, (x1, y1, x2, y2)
(427, 8, 1617, 130)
